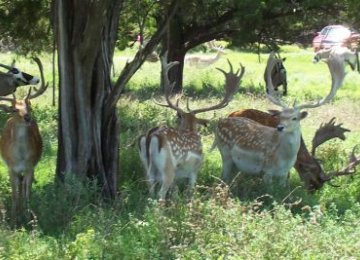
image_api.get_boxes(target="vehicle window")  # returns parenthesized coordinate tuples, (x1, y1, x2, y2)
(328, 27, 350, 37)
(320, 27, 329, 35)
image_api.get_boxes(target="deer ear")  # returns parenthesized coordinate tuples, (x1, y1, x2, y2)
(300, 111, 308, 119)
(268, 109, 281, 116)
(197, 118, 209, 127)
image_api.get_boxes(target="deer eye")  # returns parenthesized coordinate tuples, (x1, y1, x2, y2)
(292, 117, 297, 121)
(11, 68, 19, 74)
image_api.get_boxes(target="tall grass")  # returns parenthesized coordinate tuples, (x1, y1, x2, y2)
(0, 46, 360, 258)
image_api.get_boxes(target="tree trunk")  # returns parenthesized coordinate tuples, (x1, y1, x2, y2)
(55, 0, 177, 199)
(160, 14, 186, 93)
(56, 0, 121, 198)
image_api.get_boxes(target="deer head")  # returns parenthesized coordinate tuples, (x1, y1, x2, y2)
(0, 60, 40, 97)
(155, 56, 244, 132)
(0, 57, 48, 116)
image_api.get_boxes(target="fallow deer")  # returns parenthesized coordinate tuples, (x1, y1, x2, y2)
(264, 52, 287, 95)
(213, 52, 345, 188)
(0, 57, 47, 224)
(0, 61, 40, 96)
(228, 109, 355, 190)
(313, 46, 359, 72)
(185, 40, 226, 69)
(138, 57, 244, 200)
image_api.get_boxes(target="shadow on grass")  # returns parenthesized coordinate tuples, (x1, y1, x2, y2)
(123, 81, 265, 101)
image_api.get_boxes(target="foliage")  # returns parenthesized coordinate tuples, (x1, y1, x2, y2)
(0, 0, 52, 54)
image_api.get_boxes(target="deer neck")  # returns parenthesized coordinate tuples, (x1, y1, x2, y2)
(277, 127, 302, 159)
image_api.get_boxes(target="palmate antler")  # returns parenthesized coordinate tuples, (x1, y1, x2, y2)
(188, 59, 245, 114)
(309, 118, 358, 186)
(156, 54, 244, 115)
(321, 145, 360, 183)
(311, 117, 350, 156)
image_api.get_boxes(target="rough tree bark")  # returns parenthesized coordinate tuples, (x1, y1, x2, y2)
(55, 0, 177, 199)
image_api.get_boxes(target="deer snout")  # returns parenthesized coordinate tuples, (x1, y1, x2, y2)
(29, 76, 40, 85)
(23, 114, 31, 122)
(277, 124, 285, 132)
(313, 55, 320, 63)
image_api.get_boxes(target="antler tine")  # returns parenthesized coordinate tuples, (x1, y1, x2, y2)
(189, 59, 244, 114)
(0, 63, 13, 70)
(265, 52, 288, 108)
(296, 54, 345, 110)
(0, 104, 16, 113)
(27, 57, 49, 100)
(322, 145, 360, 181)
(311, 117, 350, 156)
(156, 52, 183, 113)
(0, 96, 15, 102)
(153, 92, 183, 108)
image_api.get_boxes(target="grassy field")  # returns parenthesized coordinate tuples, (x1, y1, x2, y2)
(0, 45, 360, 258)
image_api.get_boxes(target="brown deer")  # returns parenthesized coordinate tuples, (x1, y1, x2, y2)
(0, 57, 47, 223)
(138, 57, 244, 200)
(0, 61, 40, 96)
(212, 52, 345, 188)
(228, 109, 357, 190)
(264, 52, 287, 96)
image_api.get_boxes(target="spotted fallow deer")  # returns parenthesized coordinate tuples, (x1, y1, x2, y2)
(0, 57, 47, 223)
(138, 58, 244, 200)
(264, 52, 287, 95)
(185, 40, 226, 69)
(0, 61, 40, 96)
(228, 109, 357, 190)
(213, 52, 345, 187)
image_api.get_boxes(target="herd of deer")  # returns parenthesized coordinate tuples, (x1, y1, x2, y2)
(138, 47, 360, 201)
(0, 45, 359, 223)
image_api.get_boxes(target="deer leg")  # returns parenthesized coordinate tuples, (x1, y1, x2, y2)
(221, 152, 234, 184)
(9, 171, 20, 224)
(23, 169, 34, 209)
(158, 161, 175, 201)
(148, 170, 158, 198)
(283, 84, 287, 96)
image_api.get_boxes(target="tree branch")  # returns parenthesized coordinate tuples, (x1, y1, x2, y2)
(105, 0, 178, 118)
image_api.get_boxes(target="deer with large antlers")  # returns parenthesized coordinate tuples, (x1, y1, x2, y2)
(185, 40, 226, 69)
(0, 61, 40, 96)
(0, 57, 47, 224)
(213, 52, 345, 188)
(228, 109, 358, 190)
(138, 57, 244, 200)
(264, 52, 287, 96)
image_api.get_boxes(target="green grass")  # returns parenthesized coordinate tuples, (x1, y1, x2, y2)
(0, 45, 360, 258)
